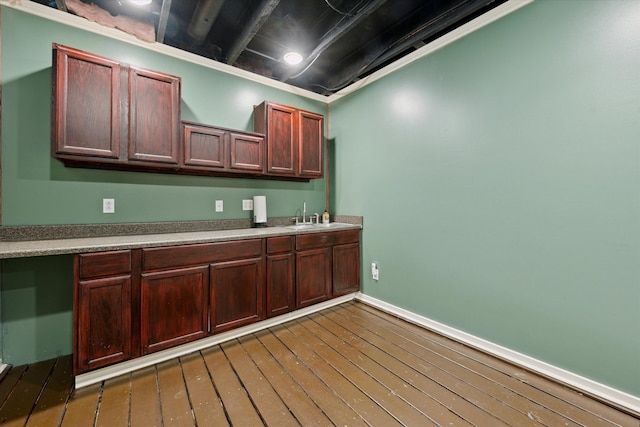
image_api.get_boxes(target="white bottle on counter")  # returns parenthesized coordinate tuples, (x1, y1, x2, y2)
(322, 210, 330, 225)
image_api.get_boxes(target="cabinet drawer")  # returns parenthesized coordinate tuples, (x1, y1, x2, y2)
(296, 230, 360, 251)
(142, 239, 263, 271)
(78, 250, 131, 279)
(267, 236, 294, 254)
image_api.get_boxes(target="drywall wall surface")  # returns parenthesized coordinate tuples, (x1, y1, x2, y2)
(330, 0, 640, 395)
(1, 6, 327, 226)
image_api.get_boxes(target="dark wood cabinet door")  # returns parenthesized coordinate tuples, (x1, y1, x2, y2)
(298, 110, 324, 178)
(266, 253, 295, 317)
(230, 131, 264, 172)
(182, 122, 226, 169)
(140, 265, 209, 354)
(211, 258, 264, 333)
(52, 44, 124, 160)
(332, 242, 361, 296)
(296, 247, 332, 308)
(257, 102, 296, 176)
(76, 275, 131, 373)
(128, 67, 181, 165)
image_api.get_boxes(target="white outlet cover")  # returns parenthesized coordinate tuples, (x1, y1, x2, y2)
(215, 200, 223, 212)
(103, 198, 115, 214)
(242, 199, 254, 211)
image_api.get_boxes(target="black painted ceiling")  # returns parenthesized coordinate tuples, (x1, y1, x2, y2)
(36, 0, 507, 96)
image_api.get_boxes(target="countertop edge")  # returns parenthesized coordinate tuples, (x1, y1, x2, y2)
(0, 222, 363, 259)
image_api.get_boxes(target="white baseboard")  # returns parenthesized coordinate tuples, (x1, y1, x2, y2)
(75, 293, 357, 389)
(355, 293, 640, 415)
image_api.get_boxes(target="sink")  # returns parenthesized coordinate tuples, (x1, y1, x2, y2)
(286, 222, 353, 230)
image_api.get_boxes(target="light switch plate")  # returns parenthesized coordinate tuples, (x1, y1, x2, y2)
(215, 200, 223, 212)
(242, 199, 253, 211)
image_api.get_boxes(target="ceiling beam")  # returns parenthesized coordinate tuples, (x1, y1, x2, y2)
(280, 0, 388, 83)
(225, 0, 280, 66)
(156, 0, 172, 43)
(324, 0, 498, 92)
(56, 0, 68, 13)
(188, 0, 226, 42)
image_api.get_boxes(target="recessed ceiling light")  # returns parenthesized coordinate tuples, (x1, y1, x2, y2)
(129, 0, 152, 6)
(283, 52, 303, 65)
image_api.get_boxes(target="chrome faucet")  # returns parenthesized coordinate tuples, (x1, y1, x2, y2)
(294, 201, 317, 225)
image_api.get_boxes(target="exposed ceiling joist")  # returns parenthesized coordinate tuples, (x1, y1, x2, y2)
(225, 0, 280, 66)
(156, 0, 172, 43)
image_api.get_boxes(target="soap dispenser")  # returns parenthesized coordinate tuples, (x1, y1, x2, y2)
(322, 209, 330, 225)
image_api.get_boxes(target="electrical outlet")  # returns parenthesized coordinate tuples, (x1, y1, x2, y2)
(215, 200, 223, 212)
(103, 198, 115, 214)
(371, 262, 379, 281)
(242, 199, 253, 211)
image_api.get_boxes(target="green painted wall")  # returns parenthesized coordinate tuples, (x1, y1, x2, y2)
(0, 6, 326, 365)
(331, 0, 640, 396)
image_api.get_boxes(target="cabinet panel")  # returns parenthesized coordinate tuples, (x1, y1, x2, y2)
(266, 252, 295, 317)
(211, 258, 264, 333)
(143, 239, 262, 271)
(333, 242, 361, 296)
(140, 266, 209, 354)
(52, 44, 123, 160)
(76, 275, 131, 372)
(296, 247, 332, 308)
(296, 229, 360, 251)
(128, 67, 181, 165)
(255, 102, 296, 175)
(78, 250, 131, 279)
(298, 110, 324, 178)
(230, 132, 264, 172)
(183, 122, 226, 169)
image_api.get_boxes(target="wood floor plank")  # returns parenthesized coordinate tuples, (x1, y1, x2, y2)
(333, 304, 585, 427)
(201, 345, 263, 426)
(221, 339, 297, 427)
(25, 355, 74, 427)
(0, 366, 27, 407)
(349, 302, 637, 427)
(156, 358, 194, 427)
(273, 321, 404, 427)
(0, 358, 56, 427)
(258, 326, 368, 427)
(95, 374, 131, 427)
(238, 332, 332, 426)
(319, 308, 544, 426)
(180, 352, 229, 427)
(288, 318, 447, 426)
(59, 383, 100, 427)
(129, 365, 162, 427)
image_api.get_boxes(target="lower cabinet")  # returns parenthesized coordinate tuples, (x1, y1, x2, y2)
(140, 265, 209, 354)
(74, 230, 360, 374)
(211, 257, 264, 333)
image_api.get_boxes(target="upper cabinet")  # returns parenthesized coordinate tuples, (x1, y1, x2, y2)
(254, 101, 324, 179)
(51, 44, 324, 180)
(52, 44, 181, 171)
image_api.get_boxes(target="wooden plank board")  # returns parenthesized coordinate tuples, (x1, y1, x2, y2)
(349, 302, 638, 426)
(220, 339, 297, 426)
(95, 374, 131, 427)
(0, 358, 56, 427)
(287, 318, 445, 426)
(272, 321, 404, 427)
(238, 332, 333, 425)
(318, 308, 539, 426)
(0, 366, 28, 409)
(130, 365, 162, 427)
(201, 345, 263, 426)
(156, 359, 194, 427)
(25, 355, 74, 427)
(59, 383, 100, 427)
(257, 326, 369, 427)
(179, 352, 229, 426)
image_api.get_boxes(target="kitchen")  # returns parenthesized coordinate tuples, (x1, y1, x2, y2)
(0, 0, 638, 418)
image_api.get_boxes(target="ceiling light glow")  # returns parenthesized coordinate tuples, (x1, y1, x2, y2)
(283, 52, 303, 65)
(129, 0, 152, 6)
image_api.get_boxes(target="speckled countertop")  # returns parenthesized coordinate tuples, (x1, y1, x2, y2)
(0, 216, 362, 259)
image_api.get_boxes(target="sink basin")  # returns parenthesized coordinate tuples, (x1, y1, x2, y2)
(286, 222, 353, 230)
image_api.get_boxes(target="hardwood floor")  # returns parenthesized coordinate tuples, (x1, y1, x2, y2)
(0, 301, 637, 426)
